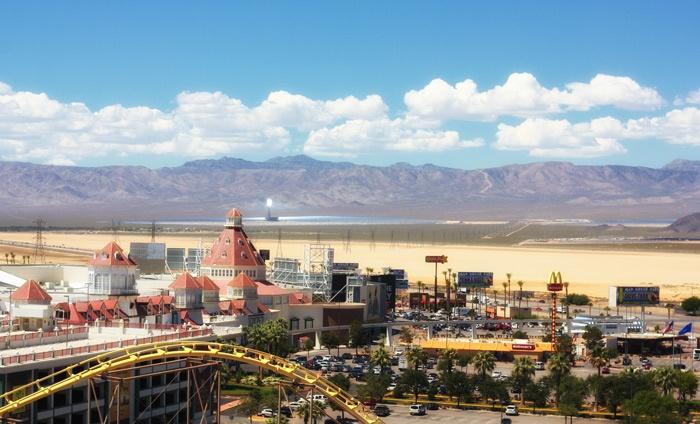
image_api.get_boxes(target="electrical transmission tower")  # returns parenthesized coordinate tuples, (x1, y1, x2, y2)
(344, 229, 352, 253)
(111, 219, 120, 241)
(33, 218, 46, 264)
(275, 228, 284, 258)
(150, 221, 157, 242)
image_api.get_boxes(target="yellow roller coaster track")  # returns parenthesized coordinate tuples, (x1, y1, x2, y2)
(0, 341, 383, 424)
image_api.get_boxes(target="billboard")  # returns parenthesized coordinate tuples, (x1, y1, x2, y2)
(333, 262, 360, 272)
(611, 286, 660, 306)
(425, 255, 448, 263)
(457, 272, 494, 288)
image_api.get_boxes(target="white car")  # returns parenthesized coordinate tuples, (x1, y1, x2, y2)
(288, 401, 304, 411)
(505, 405, 518, 416)
(306, 393, 328, 405)
(491, 371, 502, 379)
(409, 404, 426, 416)
(259, 408, 277, 418)
(387, 383, 397, 392)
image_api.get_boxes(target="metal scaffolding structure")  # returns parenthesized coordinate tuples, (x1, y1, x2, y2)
(270, 243, 335, 300)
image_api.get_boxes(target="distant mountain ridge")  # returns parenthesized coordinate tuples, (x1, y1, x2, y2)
(1, 156, 699, 225)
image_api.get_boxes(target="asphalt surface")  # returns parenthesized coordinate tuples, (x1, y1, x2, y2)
(381, 404, 616, 424)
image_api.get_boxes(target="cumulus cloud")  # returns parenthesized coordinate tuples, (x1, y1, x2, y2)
(304, 118, 483, 157)
(405, 73, 663, 121)
(682, 89, 700, 105)
(495, 107, 700, 157)
(0, 83, 388, 164)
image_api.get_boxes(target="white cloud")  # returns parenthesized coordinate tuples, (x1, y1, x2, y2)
(304, 118, 483, 157)
(405, 73, 663, 121)
(495, 118, 627, 158)
(495, 107, 700, 157)
(683, 89, 700, 105)
(0, 83, 389, 164)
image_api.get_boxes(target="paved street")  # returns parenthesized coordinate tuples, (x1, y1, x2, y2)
(382, 404, 616, 424)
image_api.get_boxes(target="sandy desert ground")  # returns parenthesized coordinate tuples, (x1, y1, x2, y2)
(0, 231, 697, 301)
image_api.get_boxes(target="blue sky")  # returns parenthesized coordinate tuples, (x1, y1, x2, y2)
(1, 1, 699, 169)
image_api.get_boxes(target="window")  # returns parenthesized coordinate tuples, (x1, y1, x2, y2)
(290, 318, 299, 330)
(304, 317, 314, 329)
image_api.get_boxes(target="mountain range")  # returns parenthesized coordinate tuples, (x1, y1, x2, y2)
(1, 156, 699, 225)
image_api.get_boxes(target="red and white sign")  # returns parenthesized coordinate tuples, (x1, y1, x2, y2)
(512, 343, 536, 351)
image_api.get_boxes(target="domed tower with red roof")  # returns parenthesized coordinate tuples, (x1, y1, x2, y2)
(200, 208, 267, 281)
(169, 272, 203, 325)
(10, 279, 54, 331)
(87, 241, 139, 319)
(226, 273, 260, 314)
(197, 275, 220, 315)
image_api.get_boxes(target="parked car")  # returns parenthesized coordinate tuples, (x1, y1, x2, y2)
(535, 361, 545, 370)
(258, 408, 277, 418)
(373, 405, 391, 417)
(504, 405, 518, 416)
(386, 383, 397, 392)
(501, 418, 512, 424)
(409, 404, 427, 416)
(341, 352, 353, 360)
(288, 401, 304, 411)
(426, 402, 439, 410)
(673, 363, 686, 370)
(622, 356, 632, 366)
(601, 366, 611, 374)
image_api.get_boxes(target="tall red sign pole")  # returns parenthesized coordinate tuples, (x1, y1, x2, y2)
(547, 271, 564, 351)
(425, 256, 448, 313)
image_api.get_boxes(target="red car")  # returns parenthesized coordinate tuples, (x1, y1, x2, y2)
(601, 366, 610, 374)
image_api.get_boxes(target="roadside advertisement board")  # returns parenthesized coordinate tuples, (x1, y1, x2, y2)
(457, 272, 494, 288)
(611, 286, 660, 306)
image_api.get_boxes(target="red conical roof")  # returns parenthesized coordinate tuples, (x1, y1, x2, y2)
(11, 280, 52, 302)
(169, 272, 202, 289)
(226, 208, 243, 218)
(89, 242, 137, 267)
(227, 273, 257, 289)
(196, 275, 220, 291)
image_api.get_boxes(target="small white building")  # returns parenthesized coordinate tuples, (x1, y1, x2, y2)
(10, 279, 54, 331)
(88, 242, 139, 297)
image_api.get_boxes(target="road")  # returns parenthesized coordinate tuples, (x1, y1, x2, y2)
(382, 404, 616, 424)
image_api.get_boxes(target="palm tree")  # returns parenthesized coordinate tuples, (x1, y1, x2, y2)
(603, 306, 611, 316)
(492, 289, 499, 318)
(547, 353, 571, 402)
(587, 301, 593, 315)
(438, 348, 457, 374)
(653, 367, 678, 396)
(517, 280, 524, 309)
(506, 273, 512, 305)
(405, 346, 427, 370)
(457, 355, 471, 374)
(370, 345, 391, 370)
(589, 345, 608, 376)
(452, 280, 459, 303)
(501, 281, 508, 308)
(665, 303, 675, 320)
(299, 400, 325, 424)
(365, 267, 374, 276)
(512, 356, 536, 405)
(472, 351, 496, 377)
